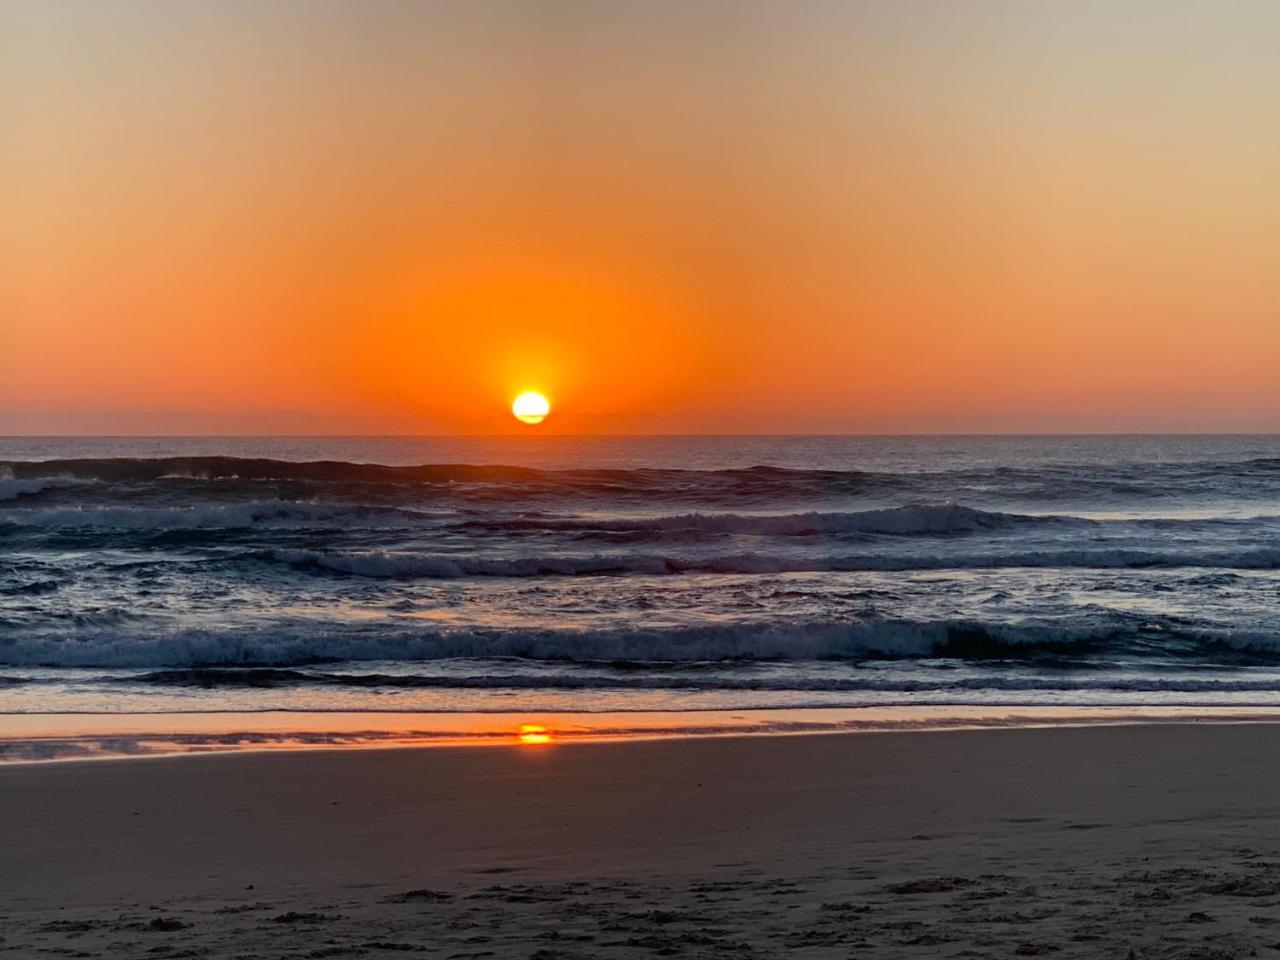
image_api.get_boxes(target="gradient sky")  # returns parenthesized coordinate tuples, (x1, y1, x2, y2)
(3, 0, 1278, 434)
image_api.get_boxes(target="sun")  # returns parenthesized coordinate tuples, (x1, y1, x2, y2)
(512, 391, 551, 425)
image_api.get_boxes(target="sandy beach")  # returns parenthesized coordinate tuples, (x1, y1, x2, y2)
(4, 723, 1280, 958)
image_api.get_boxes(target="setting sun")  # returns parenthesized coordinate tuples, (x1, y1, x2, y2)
(512, 392, 551, 425)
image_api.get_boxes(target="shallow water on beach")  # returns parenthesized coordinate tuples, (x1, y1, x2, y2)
(7, 706, 1280, 763)
(4, 434, 1280, 756)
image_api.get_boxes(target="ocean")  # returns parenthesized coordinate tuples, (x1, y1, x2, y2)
(4, 435, 1280, 759)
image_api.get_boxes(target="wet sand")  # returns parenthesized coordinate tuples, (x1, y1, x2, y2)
(4, 723, 1280, 958)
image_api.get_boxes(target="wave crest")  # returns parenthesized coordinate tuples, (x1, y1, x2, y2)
(0, 616, 1264, 668)
(270, 545, 1280, 579)
(121, 668, 1280, 695)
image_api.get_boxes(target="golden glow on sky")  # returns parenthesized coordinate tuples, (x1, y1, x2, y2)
(512, 392, 551, 425)
(3, 1, 1279, 434)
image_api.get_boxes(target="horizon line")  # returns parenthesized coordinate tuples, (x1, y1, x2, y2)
(3, 432, 1279, 440)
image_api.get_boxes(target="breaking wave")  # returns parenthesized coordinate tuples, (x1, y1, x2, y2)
(0, 616, 1274, 669)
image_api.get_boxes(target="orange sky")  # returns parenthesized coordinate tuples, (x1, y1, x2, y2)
(3, 0, 1278, 434)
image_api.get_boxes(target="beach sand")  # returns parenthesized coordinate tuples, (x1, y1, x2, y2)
(3, 724, 1279, 958)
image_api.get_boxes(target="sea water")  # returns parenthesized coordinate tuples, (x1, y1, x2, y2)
(4, 435, 1280, 757)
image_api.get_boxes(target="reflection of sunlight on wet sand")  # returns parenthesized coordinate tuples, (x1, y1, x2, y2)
(518, 724, 553, 745)
(8, 706, 1280, 764)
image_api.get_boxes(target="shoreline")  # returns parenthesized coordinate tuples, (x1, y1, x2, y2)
(6, 723, 1280, 956)
(8, 703, 1280, 765)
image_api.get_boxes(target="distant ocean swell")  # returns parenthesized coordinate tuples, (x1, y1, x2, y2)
(5, 455, 1280, 505)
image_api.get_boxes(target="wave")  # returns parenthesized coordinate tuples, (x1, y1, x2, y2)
(0, 478, 86, 502)
(6, 455, 1280, 507)
(0, 457, 548, 484)
(119, 667, 1280, 694)
(0, 457, 891, 509)
(8, 454, 1278, 481)
(473, 505, 1078, 537)
(0, 616, 1272, 668)
(0, 580, 59, 596)
(0, 501, 435, 530)
(0, 501, 1049, 533)
(269, 544, 1280, 578)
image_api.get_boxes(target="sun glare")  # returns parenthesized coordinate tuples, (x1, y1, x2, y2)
(518, 724, 553, 745)
(512, 391, 551, 425)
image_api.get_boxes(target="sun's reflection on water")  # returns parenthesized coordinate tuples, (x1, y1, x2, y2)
(7, 706, 1277, 765)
